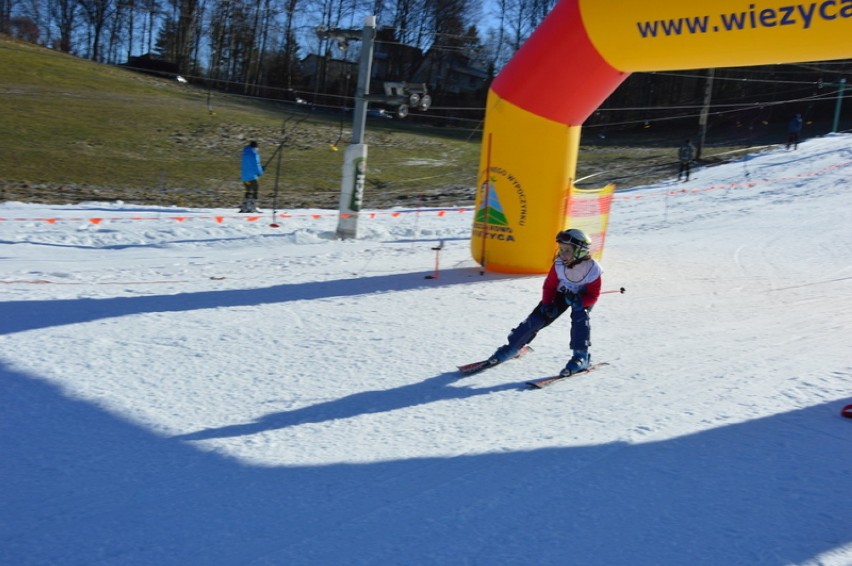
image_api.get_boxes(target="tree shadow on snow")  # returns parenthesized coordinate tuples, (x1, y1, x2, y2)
(0, 267, 519, 335)
(2, 360, 850, 565)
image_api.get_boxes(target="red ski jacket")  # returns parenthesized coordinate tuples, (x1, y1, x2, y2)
(541, 258, 602, 309)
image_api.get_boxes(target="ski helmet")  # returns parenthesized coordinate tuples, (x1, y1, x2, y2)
(555, 229, 592, 261)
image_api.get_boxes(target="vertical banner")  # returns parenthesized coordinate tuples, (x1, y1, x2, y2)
(567, 184, 615, 260)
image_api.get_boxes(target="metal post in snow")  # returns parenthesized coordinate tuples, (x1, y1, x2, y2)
(696, 68, 714, 161)
(832, 78, 846, 133)
(336, 15, 376, 240)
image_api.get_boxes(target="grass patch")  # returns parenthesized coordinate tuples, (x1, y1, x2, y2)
(1, 34, 786, 209)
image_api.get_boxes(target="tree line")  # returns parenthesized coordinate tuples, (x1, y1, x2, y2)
(2, 0, 849, 138)
(1, 0, 546, 88)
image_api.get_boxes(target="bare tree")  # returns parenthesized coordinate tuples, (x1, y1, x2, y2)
(281, 0, 300, 89)
(162, 0, 198, 72)
(104, 2, 130, 61)
(390, 0, 429, 50)
(10, 14, 39, 40)
(47, 0, 78, 52)
(140, 0, 160, 53)
(116, 0, 160, 59)
(15, 0, 48, 44)
(78, 0, 116, 60)
(0, 0, 15, 34)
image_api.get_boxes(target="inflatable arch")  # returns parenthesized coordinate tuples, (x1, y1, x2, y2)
(472, 0, 852, 273)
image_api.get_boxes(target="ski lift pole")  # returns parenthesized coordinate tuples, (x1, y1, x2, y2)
(266, 113, 308, 228)
(270, 144, 284, 228)
(831, 78, 846, 133)
(335, 15, 376, 240)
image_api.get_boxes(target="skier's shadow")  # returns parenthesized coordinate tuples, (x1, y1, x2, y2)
(173, 372, 518, 442)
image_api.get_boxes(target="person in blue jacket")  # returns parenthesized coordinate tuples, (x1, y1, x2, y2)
(240, 141, 263, 213)
(787, 114, 803, 150)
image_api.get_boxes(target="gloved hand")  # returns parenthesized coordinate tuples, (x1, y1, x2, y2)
(564, 292, 583, 310)
(538, 302, 560, 319)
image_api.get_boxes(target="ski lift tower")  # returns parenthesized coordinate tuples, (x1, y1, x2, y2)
(319, 17, 433, 239)
(316, 16, 377, 240)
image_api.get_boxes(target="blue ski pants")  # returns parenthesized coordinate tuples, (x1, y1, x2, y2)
(504, 298, 591, 354)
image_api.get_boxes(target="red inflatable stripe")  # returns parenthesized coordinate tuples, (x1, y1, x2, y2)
(491, 0, 628, 125)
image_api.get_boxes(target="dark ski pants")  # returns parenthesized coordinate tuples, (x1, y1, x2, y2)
(678, 160, 691, 179)
(787, 133, 799, 149)
(503, 299, 591, 355)
(243, 179, 259, 199)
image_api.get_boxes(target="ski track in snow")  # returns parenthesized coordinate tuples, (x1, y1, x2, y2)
(1, 135, 851, 565)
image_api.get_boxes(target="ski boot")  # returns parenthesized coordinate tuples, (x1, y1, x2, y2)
(560, 350, 590, 377)
(487, 344, 518, 367)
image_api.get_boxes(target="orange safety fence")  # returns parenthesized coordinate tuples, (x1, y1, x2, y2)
(613, 160, 851, 200)
(0, 208, 476, 224)
(0, 158, 847, 225)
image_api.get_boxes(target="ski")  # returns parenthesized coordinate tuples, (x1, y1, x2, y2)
(457, 346, 532, 376)
(526, 362, 609, 389)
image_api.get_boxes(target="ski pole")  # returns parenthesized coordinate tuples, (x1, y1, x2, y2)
(601, 287, 626, 295)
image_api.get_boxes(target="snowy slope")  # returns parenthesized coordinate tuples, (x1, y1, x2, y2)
(1, 135, 851, 565)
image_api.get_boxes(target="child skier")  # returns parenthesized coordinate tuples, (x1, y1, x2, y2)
(487, 228, 602, 376)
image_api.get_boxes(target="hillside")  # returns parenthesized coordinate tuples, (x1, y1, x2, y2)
(1, 34, 792, 210)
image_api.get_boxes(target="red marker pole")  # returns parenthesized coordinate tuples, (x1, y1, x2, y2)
(425, 240, 444, 280)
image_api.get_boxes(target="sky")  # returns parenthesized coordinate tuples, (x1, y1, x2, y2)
(1, 133, 851, 565)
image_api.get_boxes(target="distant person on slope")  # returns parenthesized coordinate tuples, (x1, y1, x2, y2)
(239, 141, 263, 213)
(787, 113, 803, 150)
(486, 229, 602, 377)
(677, 139, 695, 181)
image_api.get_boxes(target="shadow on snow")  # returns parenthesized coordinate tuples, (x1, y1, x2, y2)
(0, 267, 519, 336)
(2, 361, 850, 565)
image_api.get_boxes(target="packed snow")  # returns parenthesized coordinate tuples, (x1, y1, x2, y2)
(1, 134, 851, 565)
